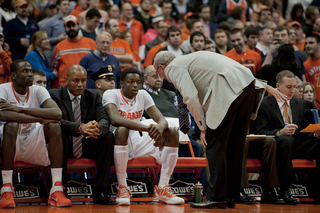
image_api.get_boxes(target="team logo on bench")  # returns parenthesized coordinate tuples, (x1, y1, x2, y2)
(14, 184, 40, 199)
(111, 179, 148, 194)
(289, 184, 308, 197)
(66, 180, 93, 196)
(244, 184, 263, 196)
(169, 180, 196, 196)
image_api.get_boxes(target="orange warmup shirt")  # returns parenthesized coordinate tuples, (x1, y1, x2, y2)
(119, 18, 145, 52)
(51, 37, 96, 87)
(226, 0, 248, 23)
(304, 57, 320, 108)
(109, 38, 133, 71)
(224, 48, 262, 74)
(0, 50, 12, 84)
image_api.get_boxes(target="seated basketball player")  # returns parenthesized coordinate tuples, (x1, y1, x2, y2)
(103, 68, 184, 206)
(0, 60, 71, 208)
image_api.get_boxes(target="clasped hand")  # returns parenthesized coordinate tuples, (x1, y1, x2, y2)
(0, 101, 21, 112)
(147, 124, 164, 148)
(280, 124, 298, 136)
(80, 120, 101, 139)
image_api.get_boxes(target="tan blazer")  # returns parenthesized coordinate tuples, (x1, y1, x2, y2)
(165, 51, 267, 131)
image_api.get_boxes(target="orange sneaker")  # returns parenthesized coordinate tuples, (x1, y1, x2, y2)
(153, 185, 184, 205)
(48, 182, 71, 207)
(0, 183, 16, 208)
(115, 185, 130, 206)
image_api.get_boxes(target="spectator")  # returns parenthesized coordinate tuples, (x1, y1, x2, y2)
(173, 0, 187, 15)
(288, 3, 304, 23)
(70, 0, 88, 18)
(79, 8, 101, 41)
(79, 31, 121, 89)
(0, 35, 11, 84)
(304, 33, 320, 108)
(90, 66, 115, 97)
(294, 76, 304, 99)
(120, 30, 141, 69)
(288, 21, 305, 51)
(144, 16, 165, 45)
(226, 6, 245, 26)
(186, 31, 205, 54)
(105, 19, 133, 71)
(51, 15, 96, 87)
(314, 17, 320, 35)
(78, 0, 109, 31)
(180, 12, 199, 43)
(44, 0, 70, 64)
(264, 20, 277, 31)
(32, 69, 47, 88)
(217, 0, 249, 23)
(256, 27, 274, 58)
(38, 2, 57, 31)
(158, 26, 183, 57)
(25, 30, 55, 88)
(187, 0, 220, 23)
(257, 8, 272, 29)
(286, 1, 310, 21)
(119, 3, 145, 60)
(204, 39, 216, 52)
(107, 4, 120, 21)
(0, 0, 16, 31)
(302, 82, 317, 106)
(256, 44, 303, 88)
(302, 6, 320, 35)
(180, 19, 204, 53)
(160, 0, 176, 27)
(134, 0, 152, 33)
(3, 0, 39, 60)
(176, 14, 185, 29)
(213, 29, 231, 55)
(225, 28, 262, 74)
(244, 26, 261, 54)
(198, 5, 218, 40)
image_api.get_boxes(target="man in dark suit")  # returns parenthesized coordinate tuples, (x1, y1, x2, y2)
(49, 65, 115, 205)
(253, 70, 320, 204)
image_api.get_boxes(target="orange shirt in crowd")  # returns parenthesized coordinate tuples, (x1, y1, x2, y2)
(119, 18, 145, 52)
(51, 37, 96, 87)
(0, 50, 12, 84)
(226, 0, 247, 23)
(181, 26, 190, 43)
(164, 18, 177, 27)
(109, 38, 133, 71)
(304, 56, 320, 108)
(224, 48, 262, 74)
(143, 44, 163, 68)
(295, 40, 305, 51)
(129, 0, 140, 7)
(70, 4, 86, 20)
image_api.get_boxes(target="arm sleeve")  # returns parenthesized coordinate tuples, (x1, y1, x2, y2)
(141, 90, 155, 110)
(35, 86, 51, 104)
(0, 85, 8, 101)
(102, 89, 118, 107)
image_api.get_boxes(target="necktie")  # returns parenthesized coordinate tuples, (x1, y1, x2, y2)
(72, 97, 82, 159)
(176, 90, 190, 134)
(284, 102, 290, 124)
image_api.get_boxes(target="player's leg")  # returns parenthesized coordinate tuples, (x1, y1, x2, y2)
(0, 122, 18, 208)
(154, 127, 184, 204)
(114, 126, 130, 206)
(44, 122, 71, 207)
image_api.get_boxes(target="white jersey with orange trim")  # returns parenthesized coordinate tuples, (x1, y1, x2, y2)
(0, 83, 51, 166)
(102, 89, 155, 129)
(103, 89, 161, 162)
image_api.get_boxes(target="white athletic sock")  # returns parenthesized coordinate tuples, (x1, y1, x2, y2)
(51, 168, 62, 187)
(158, 147, 178, 187)
(1, 170, 13, 185)
(114, 145, 129, 187)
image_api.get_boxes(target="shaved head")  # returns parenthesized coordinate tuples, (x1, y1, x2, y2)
(67, 65, 87, 77)
(66, 65, 87, 96)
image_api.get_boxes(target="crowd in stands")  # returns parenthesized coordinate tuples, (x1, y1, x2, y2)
(1, 0, 320, 208)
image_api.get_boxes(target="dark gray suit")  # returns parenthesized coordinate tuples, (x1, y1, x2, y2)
(253, 96, 320, 193)
(49, 86, 114, 191)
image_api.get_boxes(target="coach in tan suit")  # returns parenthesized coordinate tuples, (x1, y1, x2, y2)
(153, 51, 286, 209)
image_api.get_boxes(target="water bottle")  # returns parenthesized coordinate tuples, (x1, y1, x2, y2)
(194, 181, 203, 203)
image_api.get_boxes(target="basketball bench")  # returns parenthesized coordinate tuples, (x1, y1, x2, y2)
(246, 158, 317, 202)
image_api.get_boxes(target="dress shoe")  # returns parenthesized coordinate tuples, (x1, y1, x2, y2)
(228, 199, 236, 208)
(279, 190, 300, 205)
(190, 200, 228, 209)
(93, 192, 114, 205)
(261, 188, 285, 204)
(238, 189, 257, 204)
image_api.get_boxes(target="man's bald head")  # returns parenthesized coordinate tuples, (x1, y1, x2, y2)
(144, 65, 156, 76)
(66, 65, 87, 97)
(122, 3, 133, 20)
